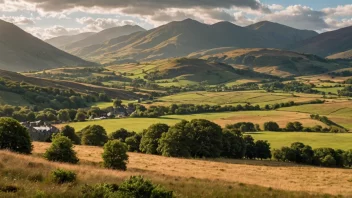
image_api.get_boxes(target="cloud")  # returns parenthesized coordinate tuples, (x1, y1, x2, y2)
(268, 4, 284, 10)
(22, 0, 270, 14)
(322, 4, 352, 17)
(76, 17, 135, 31)
(0, 0, 36, 12)
(26, 25, 82, 39)
(0, 15, 37, 25)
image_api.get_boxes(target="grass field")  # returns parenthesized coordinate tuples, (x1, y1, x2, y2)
(250, 132, 352, 150)
(154, 91, 324, 106)
(62, 111, 325, 133)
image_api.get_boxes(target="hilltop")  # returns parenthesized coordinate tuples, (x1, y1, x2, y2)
(45, 32, 95, 49)
(0, 20, 94, 72)
(69, 19, 318, 64)
(327, 49, 352, 59)
(189, 48, 343, 77)
(291, 25, 352, 57)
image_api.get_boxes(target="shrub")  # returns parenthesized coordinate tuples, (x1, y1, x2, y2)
(343, 149, 352, 167)
(81, 183, 119, 198)
(44, 136, 79, 164)
(102, 140, 129, 171)
(50, 169, 76, 184)
(264, 121, 280, 131)
(140, 123, 169, 154)
(60, 125, 80, 144)
(117, 176, 173, 198)
(81, 125, 108, 146)
(0, 117, 32, 154)
(109, 128, 135, 142)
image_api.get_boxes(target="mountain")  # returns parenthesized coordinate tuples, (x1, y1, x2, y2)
(71, 19, 318, 64)
(291, 26, 352, 57)
(45, 32, 95, 49)
(72, 19, 317, 63)
(189, 48, 344, 77)
(64, 25, 146, 51)
(0, 19, 95, 72)
(246, 21, 318, 46)
(327, 49, 352, 59)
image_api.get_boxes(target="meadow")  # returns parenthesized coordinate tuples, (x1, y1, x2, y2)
(1, 143, 351, 198)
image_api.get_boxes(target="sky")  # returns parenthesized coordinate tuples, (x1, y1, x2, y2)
(0, 0, 351, 40)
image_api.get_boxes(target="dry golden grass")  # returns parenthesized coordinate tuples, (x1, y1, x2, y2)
(30, 142, 352, 196)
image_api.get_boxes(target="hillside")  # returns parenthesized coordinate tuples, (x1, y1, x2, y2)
(189, 48, 343, 77)
(0, 20, 95, 72)
(70, 19, 318, 64)
(247, 21, 318, 46)
(327, 49, 352, 59)
(65, 25, 146, 51)
(45, 32, 95, 49)
(0, 69, 140, 99)
(291, 26, 352, 57)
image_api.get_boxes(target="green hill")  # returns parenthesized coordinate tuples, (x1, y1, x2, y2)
(189, 48, 343, 77)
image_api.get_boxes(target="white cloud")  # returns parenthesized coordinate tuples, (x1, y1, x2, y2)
(0, 15, 37, 25)
(322, 4, 352, 17)
(76, 17, 135, 31)
(26, 26, 82, 39)
(268, 4, 284, 11)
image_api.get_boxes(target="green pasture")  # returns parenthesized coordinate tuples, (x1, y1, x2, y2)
(0, 91, 30, 106)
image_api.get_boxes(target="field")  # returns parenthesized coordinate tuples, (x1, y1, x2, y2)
(0, 90, 30, 106)
(250, 132, 352, 150)
(1, 142, 351, 198)
(154, 91, 325, 106)
(63, 111, 326, 133)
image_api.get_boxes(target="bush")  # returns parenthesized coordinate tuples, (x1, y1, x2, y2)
(109, 128, 135, 142)
(51, 169, 76, 184)
(44, 136, 79, 164)
(81, 125, 108, 146)
(264, 121, 280, 131)
(0, 117, 32, 154)
(102, 140, 129, 171)
(60, 125, 80, 144)
(81, 183, 119, 198)
(140, 124, 169, 154)
(117, 176, 173, 198)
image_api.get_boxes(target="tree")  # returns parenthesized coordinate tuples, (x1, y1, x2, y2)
(264, 121, 280, 131)
(81, 125, 108, 146)
(221, 129, 246, 159)
(343, 149, 352, 167)
(60, 125, 80, 144)
(187, 119, 223, 158)
(313, 148, 337, 167)
(113, 99, 123, 108)
(75, 112, 86, 122)
(0, 117, 32, 154)
(102, 140, 129, 171)
(140, 123, 169, 154)
(57, 109, 71, 122)
(244, 135, 256, 159)
(109, 128, 134, 142)
(44, 135, 79, 164)
(255, 140, 271, 160)
(285, 122, 296, 131)
(293, 122, 303, 131)
(157, 120, 193, 157)
(125, 134, 142, 152)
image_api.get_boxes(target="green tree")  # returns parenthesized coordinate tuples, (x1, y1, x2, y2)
(244, 135, 256, 159)
(285, 122, 296, 131)
(125, 134, 142, 152)
(57, 109, 71, 122)
(44, 135, 79, 164)
(264, 121, 280, 131)
(102, 140, 129, 171)
(60, 125, 80, 144)
(140, 123, 169, 154)
(255, 140, 271, 160)
(75, 112, 86, 122)
(0, 117, 32, 154)
(81, 125, 108, 146)
(188, 119, 223, 158)
(113, 99, 123, 108)
(221, 129, 246, 159)
(343, 149, 352, 167)
(109, 128, 134, 142)
(157, 120, 193, 157)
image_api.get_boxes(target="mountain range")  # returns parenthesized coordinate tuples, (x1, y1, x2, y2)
(64, 19, 320, 64)
(45, 32, 95, 49)
(0, 19, 94, 72)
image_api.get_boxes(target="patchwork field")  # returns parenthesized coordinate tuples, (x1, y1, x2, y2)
(154, 91, 325, 106)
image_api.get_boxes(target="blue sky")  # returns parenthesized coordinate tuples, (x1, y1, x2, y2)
(0, 0, 351, 39)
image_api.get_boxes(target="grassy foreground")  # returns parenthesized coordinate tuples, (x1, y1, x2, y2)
(0, 142, 351, 197)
